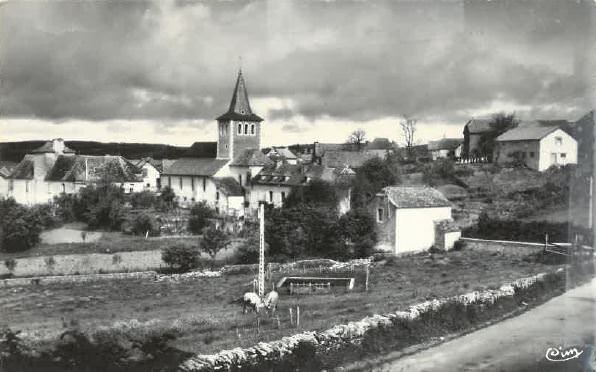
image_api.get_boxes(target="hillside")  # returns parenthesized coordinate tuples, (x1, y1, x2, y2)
(0, 141, 190, 162)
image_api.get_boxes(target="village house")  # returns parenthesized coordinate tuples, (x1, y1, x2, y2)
(133, 157, 165, 191)
(264, 147, 299, 164)
(369, 186, 460, 255)
(363, 137, 398, 157)
(7, 139, 143, 205)
(427, 138, 463, 161)
(493, 122, 577, 171)
(463, 118, 493, 161)
(0, 161, 17, 198)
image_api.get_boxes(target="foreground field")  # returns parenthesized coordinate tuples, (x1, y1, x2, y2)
(0, 250, 562, 355)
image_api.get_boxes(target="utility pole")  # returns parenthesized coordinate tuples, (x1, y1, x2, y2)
(258, 202, 265, 297)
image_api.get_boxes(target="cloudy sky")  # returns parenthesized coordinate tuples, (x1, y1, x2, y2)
(1, 0, 594, 147)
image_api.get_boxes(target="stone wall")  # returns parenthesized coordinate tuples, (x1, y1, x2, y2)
(460, 237, 546, 256)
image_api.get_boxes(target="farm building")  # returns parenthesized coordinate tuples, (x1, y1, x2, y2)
(369, 186, 460, 254)
(494, 123, 577, 171)
(428, 138, 463, 161)
(132, 157, 164, 191)
(7, 138, 144, 205)
(463, 118, 493, 161)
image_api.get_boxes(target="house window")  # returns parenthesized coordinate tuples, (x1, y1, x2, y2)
(238, 123, 242, 134)
(244, 124, 249, 135)
(216, 191, 220, 201)
(168, 177, 171, 188)
(239, 174, 242, 185)
(246, 172, 250, 186)
(560, 153, 567, 159)
(203, 177, 206, 192)
(529, 152, 535, 158)
(555, 136, 562, 146)
(25, 181, 29, 193)
(62, 183, 66, 193)
(191, 177, 195, 191)
(142, 168, 148, 177)
(269, 191, 274, 203)
(251, 124, 255, 135)
(179, 177, 183, 189)
(377, 208, 384, 222)
(281, 192, 286, 202)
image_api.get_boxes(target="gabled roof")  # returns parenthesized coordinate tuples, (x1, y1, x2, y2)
(267, 147, 298, 160)
(252, 163, 306, 186)
(230, 149, 273, 167)
(381, 186, 451, 209)
(10, 156, 35, 180)
(45, 155, 142, 182)
(162, 158, 228, 176)
(216, 71, 263, 122)
(134, 157, 164, 173)
(213, 177, 244, 196)
(496, 123, 561, 142)
(465, 118, 493, 134)
(428, 138, 463, 151)
(322, 150, 380, 169)
(30, 140, 75, 154)
(185, 142, 218, 158)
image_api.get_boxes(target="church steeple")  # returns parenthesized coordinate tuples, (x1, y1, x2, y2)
(216, 70, 263, 122)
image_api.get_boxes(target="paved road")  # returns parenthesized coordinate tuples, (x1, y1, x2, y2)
(363, 278, 596, 372)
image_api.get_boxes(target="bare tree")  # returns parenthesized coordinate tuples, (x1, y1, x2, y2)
(347, 128, 367, 150)
(400, 117, 417, 153)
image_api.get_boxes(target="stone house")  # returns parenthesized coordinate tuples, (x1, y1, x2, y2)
(8, 139, 143, 205)
(494, 123, 577, 171)
(427, 138, 463, 161)
(368, 186, 459, 254)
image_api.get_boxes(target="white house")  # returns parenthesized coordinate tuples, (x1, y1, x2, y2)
(428, 138, 463, 161)
(369, 186, 460, 255)
(8, 139, 144, 205)
(494, 123, 578, 171)
(133, 157, 163, 191)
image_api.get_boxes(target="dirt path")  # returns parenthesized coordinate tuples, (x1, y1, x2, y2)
(348, 277, 596, 372)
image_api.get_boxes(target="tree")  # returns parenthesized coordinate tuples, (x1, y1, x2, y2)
(422, 158, 456, 186)
(161, 245, 200, 272)
(351, 157, 401, 207)
(130, 190, 157, 209)
(200, 226, 230, 264)
(400, 116, 417, 153)
(338, 208, 377, 258)
(479, 112, 519, 162)
(283, 179, 339, 209)
(347, 128, 367, 150)
(0, 198, 43, 252)
(187, 201, 216, 234)
(159, 186, 176, 209)
(131, 213, 160, 236)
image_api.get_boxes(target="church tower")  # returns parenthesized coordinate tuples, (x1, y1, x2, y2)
(216, 71, 263, 159)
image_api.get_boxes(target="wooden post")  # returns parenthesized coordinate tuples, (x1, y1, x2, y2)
(276, 316, 281, 329)
(256, 317, 260, 334)
(544, 233, 549, 253)
(296, 306, 300, 328)
(365, 263, 370, 292)
(289, 308, 294, 326)
(258, 203, 265, 297)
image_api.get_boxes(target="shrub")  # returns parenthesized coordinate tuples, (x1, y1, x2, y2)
(422, 158, 455, 186)
(130, 190, 157, 209)
(4, 258, 17, 272)
(161, 245, 200, 272)
(452, 240, 465, 251)
(0, 198, 43, 252)
(130, 213, 160, 236)
(187, 201, 216, 234)
(159, 186, 176, 209)
(338, 208, 377, 258)
(200, 226, 230, 266)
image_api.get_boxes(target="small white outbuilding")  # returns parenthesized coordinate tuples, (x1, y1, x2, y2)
(369, 186, 459, 255)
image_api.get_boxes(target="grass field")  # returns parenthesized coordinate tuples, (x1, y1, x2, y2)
(0, 249, 563, 356)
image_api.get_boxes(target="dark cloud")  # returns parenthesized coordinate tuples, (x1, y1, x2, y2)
(0, 0, 594, 126)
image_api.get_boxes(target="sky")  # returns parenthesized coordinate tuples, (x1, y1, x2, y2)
(1, 0, 595, 147)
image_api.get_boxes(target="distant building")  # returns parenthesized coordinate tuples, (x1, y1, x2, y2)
(427, 138, 463, 161)
(369, 186, 459, 254)
(133, 157, 164, 191)
(265, 147, 299, 164)
(364, 137, 398, 157)
(7, 139, 143, 205)
(494, 123, 577, 171)
(463, 118, 493, 161)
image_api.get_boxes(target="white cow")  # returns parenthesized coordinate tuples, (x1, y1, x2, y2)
(263, 290, 279, 316)
(240, 292, 266, 314)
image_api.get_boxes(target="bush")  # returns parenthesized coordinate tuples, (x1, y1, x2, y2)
(161, 245, 200, 272)
(422, 158, 455, 186)
(0, 198, 43, 252)
(130, 213, 160, 236)
(187, 201, 216, 234)
(130, 190, 157, 209)
(4, 258, 17, 272)
(452, 240, 466, 251)
(338, 208, 377, 258)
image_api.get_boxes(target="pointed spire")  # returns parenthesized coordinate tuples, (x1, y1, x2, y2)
(217, 70, 263, 122)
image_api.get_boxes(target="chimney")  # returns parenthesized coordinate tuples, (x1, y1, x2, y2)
(52, 138, 65, 154)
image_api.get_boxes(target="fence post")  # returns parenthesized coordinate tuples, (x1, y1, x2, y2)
(256, 317, 260, 334)
(365, 263, 370, 292)
(544, 233, 549, 253)
(289, 308, 294, 327)
(296, 306, 300, 328)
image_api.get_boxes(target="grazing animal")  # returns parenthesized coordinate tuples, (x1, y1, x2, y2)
(263, 290, 279, 316)
(239, 292, 265, 314)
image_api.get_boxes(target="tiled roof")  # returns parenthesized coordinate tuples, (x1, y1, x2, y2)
(267, 147, 298, 160)
(252, 163, 306, 186)
(162, 158, 228, 176)
(496, 122, 560, 141)
(465, 118, 493, 134)
(216, 71, 263, 122)
(428, 138, 463, 151)
(382, 186, 451, 209)
(214, 177, 244, 196)
(322, 150, 380, 169)
(185, 142, 217, 158)
(10, 157, 35, 179)
(230, 149, 273, 167)
(45, 155, 142, 182)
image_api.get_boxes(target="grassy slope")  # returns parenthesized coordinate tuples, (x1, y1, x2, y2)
(0, 250, 563, 355)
